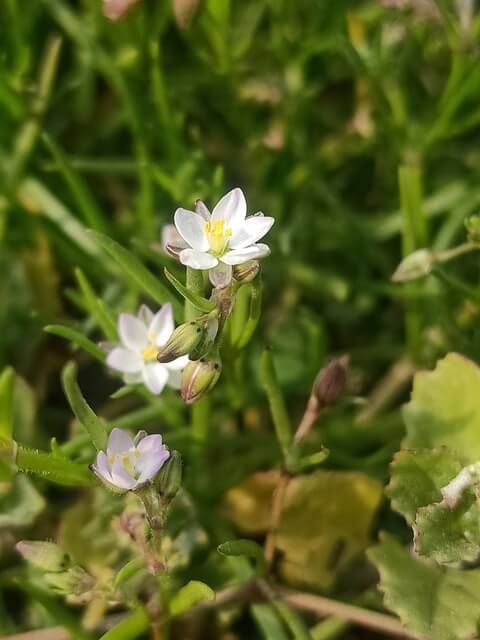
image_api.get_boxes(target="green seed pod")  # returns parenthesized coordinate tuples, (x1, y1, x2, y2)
(16, 541, 69, 573)
(181, 350, 222, 404)
(157, 314, 218, 363)
(156, 450, 182, 501)
(391, 249, 434, 283)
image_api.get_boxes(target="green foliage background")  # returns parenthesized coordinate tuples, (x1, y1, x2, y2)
(2, 0, 480, 638)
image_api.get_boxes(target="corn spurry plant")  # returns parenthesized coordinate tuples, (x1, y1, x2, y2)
(7, 2, 480, 640)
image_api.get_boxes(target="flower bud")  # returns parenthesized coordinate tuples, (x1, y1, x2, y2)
(156, 450, 182, 501)
(313, 356, 349, 408)
(157, 314, 218, 363)
(181, 351, 222, 404)
(44, 566, 95, 597)
(103, 0, 141, 20)
(16, 541, 69, 572)
(233, 260, 261, 283)
(391, 249, 434, 283)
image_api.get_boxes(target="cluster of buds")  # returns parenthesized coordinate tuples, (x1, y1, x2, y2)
(16, 541, 95, 603)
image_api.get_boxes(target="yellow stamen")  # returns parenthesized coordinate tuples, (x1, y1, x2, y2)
(142, 344, 159, 362)
(204, 219, 232, 255)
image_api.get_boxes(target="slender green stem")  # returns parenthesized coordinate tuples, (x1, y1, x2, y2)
(260, 349, 292, 456)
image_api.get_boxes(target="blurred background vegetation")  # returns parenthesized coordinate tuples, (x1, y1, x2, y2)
(2, 0, 480, 637)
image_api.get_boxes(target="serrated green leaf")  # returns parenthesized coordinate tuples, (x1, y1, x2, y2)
(369, 532, 480, 640)
(61, 362, 108, 451)
(89, 231, 182, 318)
(169, 580, 215, 616)
(164, 267, 215, 313)
(404, 353, 480, 463)
(16, 446, 94, 487)
(218, 539, 266, 574)
(44, 324, 106, 362)
(387, 448, 462, 524)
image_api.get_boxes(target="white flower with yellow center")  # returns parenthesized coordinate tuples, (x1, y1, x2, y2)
(107, 304, 188, 395)
(91, 428, 170, 491)
(173, 188, 274, 287)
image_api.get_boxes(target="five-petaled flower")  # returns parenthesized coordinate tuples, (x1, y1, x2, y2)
(173, 187, 274, 287)
(107, 304, 188, 394)
(91, 428, 170, 491)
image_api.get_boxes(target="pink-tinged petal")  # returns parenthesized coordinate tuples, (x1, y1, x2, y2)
(95, 451, 110, 477)
(111, 459, 136, 489)
(149, 304, 174, 347)
(229, 215, 274, 249)
(136, 433, 164, 454)
(195, 200, 211, 221)
(137, 450, 171, 484)
(161, 225, 187, 253)
(179, 248, 218, 270)
(164, 354, 189, 372)
(91, 464, 121, 491)
(107, 428, 134, 454)
(118, 314, 148, 351)
(209, 262, 232, 288)
(174, 208, 209, 251)
(220, 243, 270, 265)
(107, 348, 143, 373)
(137, 304, 154, 327)
(142, 363, 169, 395)
(211, 188, 247, 231)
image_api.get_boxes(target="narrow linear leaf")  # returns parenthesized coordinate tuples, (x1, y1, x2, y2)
(0, 367, 15, 441)
(218, 539, 266, 575)
(169, 580, 215, 616)
(75, 268, 117, 340)
(89, 231, 182, 317)
(237, 280, 262, 348)
(114, 558, 146, 588)
(45, 324, 106, 362)
(164, 267, 215, 314)
(61, 361, 108, 451)
(16, 446, 94, 487)
(99, 607, 149, 640)
(260, 349, 292, 455)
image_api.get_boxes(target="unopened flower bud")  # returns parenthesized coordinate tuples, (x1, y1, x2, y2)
(181, 350, 222, 404)
(157, 314, 218, 363)
(233, 260, 261, 283)
(391, 249, 434, 283)
(44, 566, 95, 597)
(313, 356, 349, 408)
(16, 541, 69, 572)
(103, 0, 141, 20)
(156, 450, 182, 501)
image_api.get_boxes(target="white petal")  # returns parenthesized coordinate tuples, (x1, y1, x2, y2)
(148, 304, 174, 347)
(166, 368, 182, 389)
(142, 363, 169, 395)
(164, 354, 189, 371)
(136, 434, 163, 454)
(209, 262, 233, 288)
(107, 347, 143, 373)
(211, 188, 247, 231)
(229, 215, 274, 249)
(174, 208, 209, 251)
(93, 451, 110, 477)
(111, 459, 136, 490)
(108, 428, 134, 454)
(123, 371, 143, 384)
(195, 200, 211, 221)
(118, 314, 148, 351)
(137, 304, 154, 327)
(179, 248, 218, 269)
(220, 243, 271, 265)
(161, 224, 187, 252)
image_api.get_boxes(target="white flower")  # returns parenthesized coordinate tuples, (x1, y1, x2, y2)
(173, 188, 274, 287)
(107, 304, 188, 395)
(91, 428, 169, 491)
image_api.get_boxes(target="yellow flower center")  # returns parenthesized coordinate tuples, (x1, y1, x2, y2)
(204, 219, 232, 255)
(142, 343, 159, 362)
(108, 449, 139, 475)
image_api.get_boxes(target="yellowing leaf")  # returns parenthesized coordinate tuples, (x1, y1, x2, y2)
(404, 353, 480, 463)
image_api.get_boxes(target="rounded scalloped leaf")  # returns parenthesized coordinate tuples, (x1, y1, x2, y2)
(414, 495, 480, 564)
(387, 448, 462, 524)
(403, 353, 480, 464)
